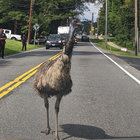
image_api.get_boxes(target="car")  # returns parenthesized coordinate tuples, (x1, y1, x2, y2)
(36, 36, 48, 44)
(3, 29, 21, 41)
(74, 36, 78, 44)
(60, 34, 68, 46)
(30, 36, 48, 44)
(76, 34, 82, 41)
(81, 35, 89, 42)
(46, 34, 63, 49)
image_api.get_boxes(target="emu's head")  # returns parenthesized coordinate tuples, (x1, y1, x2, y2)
(71, 18, 81, 29)
(69, 18, 81, 38)
(63, 18, 81, 57)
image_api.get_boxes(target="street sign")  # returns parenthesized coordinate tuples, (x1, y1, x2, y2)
(33, 23, 39, 45)
(33, 23, 40, 30)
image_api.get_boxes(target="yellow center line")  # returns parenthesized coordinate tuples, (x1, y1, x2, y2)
(0, 52, 61, 92)
(49, 52, 62, 60)
(0, 70, 37, 99)
(0, 52, 62, 99)
(0, 64, 41, 92)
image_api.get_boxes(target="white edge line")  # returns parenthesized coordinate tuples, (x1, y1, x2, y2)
(90, 42, 140, 85)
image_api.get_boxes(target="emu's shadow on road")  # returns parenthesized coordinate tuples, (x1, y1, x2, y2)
(61, 124, 140, 140)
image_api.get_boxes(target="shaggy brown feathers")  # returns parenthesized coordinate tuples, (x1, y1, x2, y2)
(34, 53, 72, 98)
(33, 18, 81, 140)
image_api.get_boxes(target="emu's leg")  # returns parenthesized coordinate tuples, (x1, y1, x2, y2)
(41, 97, 51, 135)
(54, 95, 62, 140)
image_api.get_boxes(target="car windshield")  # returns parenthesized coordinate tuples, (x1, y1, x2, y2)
(60, 34, 68, 40)
(82, 36, 88, 38)
(48, 34, 61, 41)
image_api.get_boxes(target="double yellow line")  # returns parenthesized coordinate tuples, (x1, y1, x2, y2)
(0, 52, 62, 99)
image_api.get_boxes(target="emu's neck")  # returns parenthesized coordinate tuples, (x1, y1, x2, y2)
(63, 28, 76, 59)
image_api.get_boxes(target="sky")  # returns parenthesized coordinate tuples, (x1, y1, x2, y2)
(80, 2, 102, 21)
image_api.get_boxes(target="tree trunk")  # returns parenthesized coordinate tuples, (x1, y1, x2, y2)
(14, 20, 18, 34)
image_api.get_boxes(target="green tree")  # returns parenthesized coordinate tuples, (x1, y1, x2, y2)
(0, 0, 97, 36)
(98, 0, 135, 49)
(0, 0, 30, 34)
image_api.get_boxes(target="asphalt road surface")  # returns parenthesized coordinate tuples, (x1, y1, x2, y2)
(0, 42, 140, 140)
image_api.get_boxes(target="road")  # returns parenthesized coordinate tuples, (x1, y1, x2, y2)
(0, 42, 140, 140)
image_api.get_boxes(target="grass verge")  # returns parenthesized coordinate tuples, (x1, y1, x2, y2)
(92, 38, 140, 58)
(5, 39, 44, 56)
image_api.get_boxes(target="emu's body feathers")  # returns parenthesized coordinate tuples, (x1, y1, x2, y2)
(33, 18, 81, 140)
(34, 54, 72, 98)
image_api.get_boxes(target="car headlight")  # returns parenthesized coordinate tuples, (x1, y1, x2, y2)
(46, 40, 50, 43)
(58, 40, 62, 43)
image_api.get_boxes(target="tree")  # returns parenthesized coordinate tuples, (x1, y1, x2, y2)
(0, 0, 98, 36)
(32, 0, 90, 34)
(98, 0, 135, 49)
(0, 0, 30, 34)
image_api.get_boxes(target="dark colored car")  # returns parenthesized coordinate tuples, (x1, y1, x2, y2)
(36, 36, 48, 44)
(81, 35, 89, 42)
(46, 34, 63, 49)
(60, 34, 78, 45)
(60, 34, 68, 46)
(74, 37, 78, 44)
(30, 36, 48, 44)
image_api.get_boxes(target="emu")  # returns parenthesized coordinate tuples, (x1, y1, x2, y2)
(34, 19, 81, 140)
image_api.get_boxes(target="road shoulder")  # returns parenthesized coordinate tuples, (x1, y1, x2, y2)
(91, 42, 140, 84)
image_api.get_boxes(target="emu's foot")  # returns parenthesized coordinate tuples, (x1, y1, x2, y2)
(41, 128, 51, 135)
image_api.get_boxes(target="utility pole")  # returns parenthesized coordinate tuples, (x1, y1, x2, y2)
(135, 0, 139, 55)
(90, 13, 94, 36)
(97, 17, 99, 39)
(105, 0, 108, 49)
(27, 0, 33, 44)
(138, 0, 140, 52)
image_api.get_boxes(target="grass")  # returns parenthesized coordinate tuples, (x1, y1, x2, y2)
(92, 38, 140, 58)
(3, 38, 140, 58)
(4, 39, 44, 56)
(94, 35, 135, 51)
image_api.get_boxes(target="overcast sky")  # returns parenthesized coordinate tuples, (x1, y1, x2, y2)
(80, 2, 102, 21)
